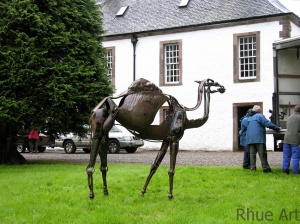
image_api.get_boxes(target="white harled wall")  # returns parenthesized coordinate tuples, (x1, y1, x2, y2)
(103, 20, 300, 151)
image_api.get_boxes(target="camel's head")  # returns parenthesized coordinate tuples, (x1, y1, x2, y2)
(195, 79, 225, 94)
(214, 82, 226, 94)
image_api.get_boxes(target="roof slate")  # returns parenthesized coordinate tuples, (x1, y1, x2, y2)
(98, 0, 291, 36)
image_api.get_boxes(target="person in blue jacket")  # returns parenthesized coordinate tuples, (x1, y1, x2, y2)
(246, 105, 281, 172)
(239, 109, 252, 169)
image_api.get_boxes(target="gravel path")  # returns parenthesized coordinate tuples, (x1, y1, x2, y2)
(22, 148, 283, 167)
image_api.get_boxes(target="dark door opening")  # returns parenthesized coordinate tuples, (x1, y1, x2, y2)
(237, 106, 253, 150)
(233, 102, 262, 151)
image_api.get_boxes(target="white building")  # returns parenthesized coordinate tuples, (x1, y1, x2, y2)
(98, 0, 300, 151)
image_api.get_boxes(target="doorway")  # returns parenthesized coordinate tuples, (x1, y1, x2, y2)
(232, 102, 263, 151)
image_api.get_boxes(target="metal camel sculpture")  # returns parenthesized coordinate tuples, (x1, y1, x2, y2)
(86, 78, 225, 199)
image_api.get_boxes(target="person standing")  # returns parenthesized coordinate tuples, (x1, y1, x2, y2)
(28, 125, 39, 153)
(239, 109, 252, 169)
(282, 105, 300, 174)
(246, 105, 281, 172)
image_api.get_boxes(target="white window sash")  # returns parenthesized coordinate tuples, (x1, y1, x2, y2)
(164, 44, 180, 84)
(238, 36, 256, 80)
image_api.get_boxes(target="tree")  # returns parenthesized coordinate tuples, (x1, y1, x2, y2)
(0, 0, 113, 164)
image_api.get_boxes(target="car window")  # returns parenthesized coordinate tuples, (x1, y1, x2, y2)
(110, 125, 122, 133)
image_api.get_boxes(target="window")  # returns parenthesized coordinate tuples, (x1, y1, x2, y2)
(165, 44, 179, 83)
(159, 106, 170, 123)
(233, 32, 260, 83)
(107, 50, 113, 78)
(106, 47, 115, 86)
(160, 40, 182, 86)
(163, 108, 170, 119)
(179, 0, 190, 7)
(239, 36, 256, 79)
(116, 6, 128, 17)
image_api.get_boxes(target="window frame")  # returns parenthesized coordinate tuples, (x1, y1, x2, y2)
(106, 47, 115, 87)
(233, 31, 260, 83)
(159, 40, 182, 86)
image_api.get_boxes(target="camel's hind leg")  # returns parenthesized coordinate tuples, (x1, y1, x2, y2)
(168, 136, 179, 199)
(86, 134, 110, 199)
(86, 136, 102, 199)
(86, 107, 115, 199)
(141, 138, 170, 196)
(99, 137, 109, 196)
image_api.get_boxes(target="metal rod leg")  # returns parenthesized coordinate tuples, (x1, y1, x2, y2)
(141, 139, 169, 196)
(99, 140, 109, 195)
(168, 138, 179, 199)
(86, 138, 101, 199)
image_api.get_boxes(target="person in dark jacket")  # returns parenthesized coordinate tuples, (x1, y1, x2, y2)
(246, 105, 281, 172)
(239, 109, 252, 169)
(282, 105, 300, 174)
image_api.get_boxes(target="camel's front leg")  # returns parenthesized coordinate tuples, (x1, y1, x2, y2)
(141, 138, 170, 196)
(168, 136, 179, 199)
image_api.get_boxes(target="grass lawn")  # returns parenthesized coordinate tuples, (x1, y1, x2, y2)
(0, 163, 299, 224)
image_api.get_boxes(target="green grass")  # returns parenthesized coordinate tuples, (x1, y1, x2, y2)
(0, 163, 299, 224)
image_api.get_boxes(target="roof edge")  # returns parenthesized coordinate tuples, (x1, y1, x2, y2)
(273, 35, 300, 49)
(103, 13, 293, 40)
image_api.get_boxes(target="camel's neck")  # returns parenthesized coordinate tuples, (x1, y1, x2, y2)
(184, 80, 206, 111)
(184, 80, 212, 130)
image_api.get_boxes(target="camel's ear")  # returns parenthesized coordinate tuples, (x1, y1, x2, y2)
(194, 80, 201, 83)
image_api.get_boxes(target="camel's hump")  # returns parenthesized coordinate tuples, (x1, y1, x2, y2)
(127, 78, 162, 93)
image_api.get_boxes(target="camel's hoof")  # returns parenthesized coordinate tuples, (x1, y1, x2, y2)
(89, 192, 95, 200)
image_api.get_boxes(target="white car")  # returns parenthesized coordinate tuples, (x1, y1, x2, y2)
(55, 125, 144, 154)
